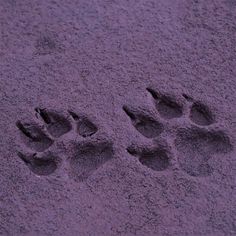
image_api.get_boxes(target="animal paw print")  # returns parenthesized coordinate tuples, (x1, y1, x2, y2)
(124, 88, 233, 177)
(16, 108, 113, 180)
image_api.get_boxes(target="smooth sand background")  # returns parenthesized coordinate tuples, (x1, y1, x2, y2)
(0, 1, 236, 235)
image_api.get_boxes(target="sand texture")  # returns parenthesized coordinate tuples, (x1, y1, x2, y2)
(0, 1, 236, 235)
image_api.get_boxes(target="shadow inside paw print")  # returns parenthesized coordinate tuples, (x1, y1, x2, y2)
(16, 108, 101, 177)
(124, 88, 233, 177)
(123, 105, 163, 138)
(147, 88, 183, 119)
(69, 142, 114, 181)
(16, 121, 54, 152)
(18, 152, 58, 176)
(127, 146, 170, 171)
(189, 101, 214, 126)
(35, 108, 72, 138)
(68, 111, 98, 137)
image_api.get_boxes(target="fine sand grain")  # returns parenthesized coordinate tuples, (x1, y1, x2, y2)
(0, 1, 236, 235)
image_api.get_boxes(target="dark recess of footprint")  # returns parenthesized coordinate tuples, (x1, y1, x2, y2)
(18, 152, 58, 176)
(182, 93, 193, 102)
(35, 108, 72, 138)
(70, 142, 114, 181)
(16, 121, 53, 152)
(127, 147, 170, 171)
(77, 118, 98, 137)
(189, 102, 214, 126)
(147, 88, 183, 119)
(68, 111, 98, 137)
(123, 105, 163, 138)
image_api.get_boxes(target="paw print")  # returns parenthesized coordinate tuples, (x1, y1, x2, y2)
(124, 88, 233, 177)
(16, 108, 114, 180)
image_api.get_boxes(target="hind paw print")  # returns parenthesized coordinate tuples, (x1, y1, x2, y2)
(124, 88, 233, 177)
(16, 108, 113, 180)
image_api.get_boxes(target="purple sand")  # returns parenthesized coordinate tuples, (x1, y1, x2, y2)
(0, 1, 236, 235)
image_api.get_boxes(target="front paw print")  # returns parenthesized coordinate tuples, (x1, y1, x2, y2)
(16, 108, 113, 180)
(124, 88, 233, 177)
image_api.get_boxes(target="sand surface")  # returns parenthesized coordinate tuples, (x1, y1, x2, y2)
(0, 0, 236, 235)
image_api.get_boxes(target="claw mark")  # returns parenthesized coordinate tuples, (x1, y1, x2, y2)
(69, 111, 98, 137)
(16, 121, 53, 152)
(189, 102, 214, 126)
(123, 106, 136, 120)
(182, 93, 193, 102)
(35, 108, 72, 138)
(123, 105, 163, 138)
(17, 152, 32, 165)
(16, 121, 37, 140)
(17, 152, 58, 176)
(68, 110, 79, 120)
(126, 146, 138, 156)
(146, 88, 160, 100)
(147, 88, 183, 119)
(35, 108, 51, 124)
